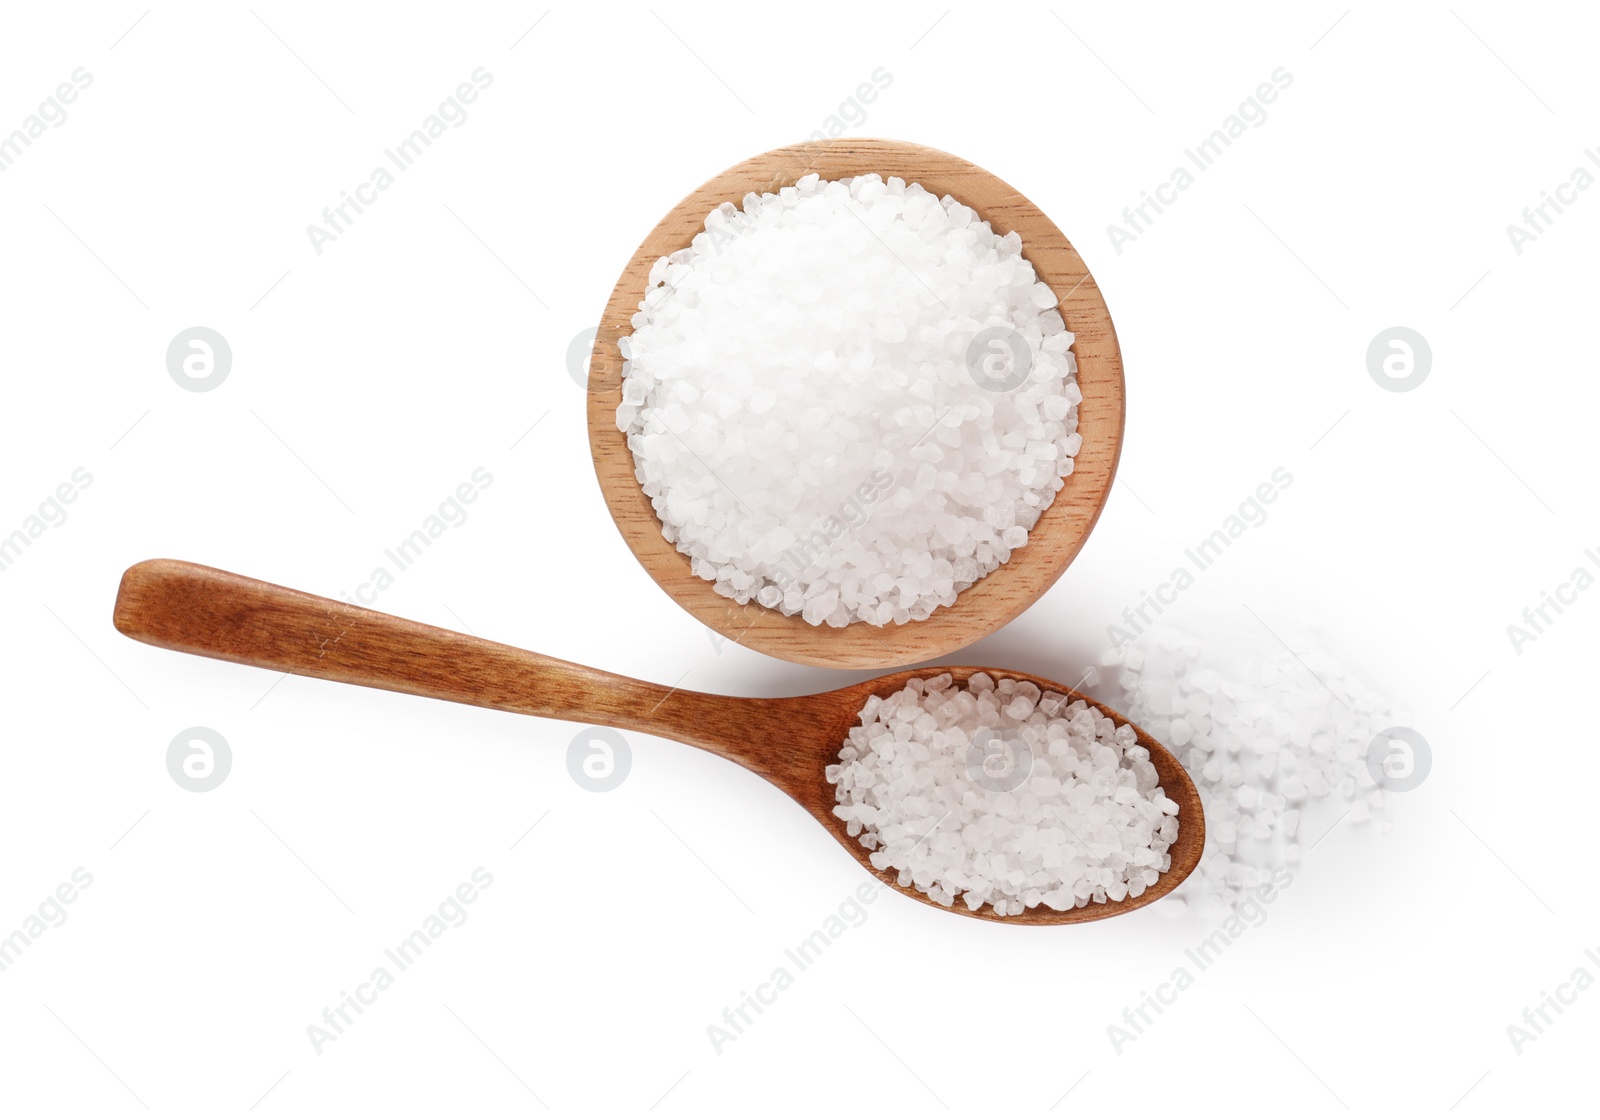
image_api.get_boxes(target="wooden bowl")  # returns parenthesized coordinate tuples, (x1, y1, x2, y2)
(586, 139, 1125, 669)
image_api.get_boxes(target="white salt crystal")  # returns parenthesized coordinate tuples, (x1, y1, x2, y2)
(1100, 627, 1397, 915)
(832, 676, 1176, 915)
(619, 177, 1081, 627)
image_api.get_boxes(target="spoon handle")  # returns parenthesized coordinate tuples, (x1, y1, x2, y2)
(111, 559, 799, 761)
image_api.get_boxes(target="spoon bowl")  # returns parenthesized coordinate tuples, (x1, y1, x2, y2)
(587, 138, 1125, 670)
(113, 559, 1202, 924)
(794, 665, 1204, 924)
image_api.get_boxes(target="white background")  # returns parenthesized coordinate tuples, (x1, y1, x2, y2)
(1, 2, 1595, 1115)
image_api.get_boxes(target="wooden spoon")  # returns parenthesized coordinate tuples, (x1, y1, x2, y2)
(587, 138, 1125, 670)
(113, 559, 1203, 925)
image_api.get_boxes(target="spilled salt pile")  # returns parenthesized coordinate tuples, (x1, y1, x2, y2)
(1102, 628, 1394, 918)
(617, 174, 1081, 627)
(829, 673, 1179, 915)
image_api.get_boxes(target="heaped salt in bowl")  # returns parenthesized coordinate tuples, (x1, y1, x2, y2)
(617, 174, 1081, 628)
(829, 673, 1180, 915)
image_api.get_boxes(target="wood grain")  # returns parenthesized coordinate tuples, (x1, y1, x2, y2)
(113, 559, 1203, 925)
(586, 138, 1125, 669)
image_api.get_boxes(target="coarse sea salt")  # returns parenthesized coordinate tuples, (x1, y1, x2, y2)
(618, 174, 1081, 627)
(829, 674, 1179, 915)
(1101, 627, 1395, 918)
